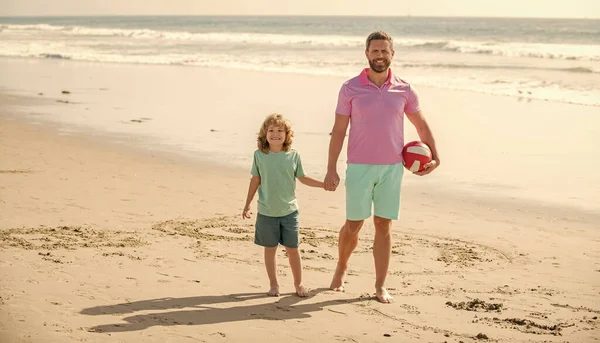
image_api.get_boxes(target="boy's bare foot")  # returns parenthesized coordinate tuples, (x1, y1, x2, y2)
(376, 287, 393, 303)
(267, 285, 280, 297)
(329, 269, 345, 292)
(295, 284, 310, 297)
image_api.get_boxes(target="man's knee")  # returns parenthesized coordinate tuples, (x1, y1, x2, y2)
(343, 220, 364, 236)
(373, 216, 392, 235)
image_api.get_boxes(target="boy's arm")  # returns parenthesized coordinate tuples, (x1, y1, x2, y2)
(243, 175, 261, 218)
(298, 175, 325, 189)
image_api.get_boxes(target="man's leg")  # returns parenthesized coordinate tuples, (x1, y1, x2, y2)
(331, 163, 374, 291)
(372, 163, 402, 303)
(330, 219, 364, 291)
(373, 216, 393, 303)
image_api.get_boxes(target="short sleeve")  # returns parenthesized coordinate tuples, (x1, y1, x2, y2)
(294, 152, 305, 178)
(250, 151, 260, 176)
(405, 85, 421, 114)
(334, 83, 351, 116)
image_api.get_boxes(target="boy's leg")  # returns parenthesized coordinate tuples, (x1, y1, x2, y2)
(264, 246, 279, 296)
(284, 247, 309, 297)
(280, 211, 309, 297)
(255, 213, 282, 296)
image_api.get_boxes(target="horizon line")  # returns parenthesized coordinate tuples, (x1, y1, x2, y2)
(0, 14, 599, 20)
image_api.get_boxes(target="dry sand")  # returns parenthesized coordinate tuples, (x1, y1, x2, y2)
(1, 68, 600, 342)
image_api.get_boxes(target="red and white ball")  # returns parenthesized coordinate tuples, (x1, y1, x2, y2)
(402, 141, 432, 172)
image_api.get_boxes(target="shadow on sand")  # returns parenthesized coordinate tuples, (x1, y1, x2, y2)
(81, 288, 367, 333)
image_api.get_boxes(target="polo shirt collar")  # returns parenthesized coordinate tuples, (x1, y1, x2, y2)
(359, 68, 393, 86)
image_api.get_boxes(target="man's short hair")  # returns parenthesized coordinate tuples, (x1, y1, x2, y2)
(366, 31, 394, 50)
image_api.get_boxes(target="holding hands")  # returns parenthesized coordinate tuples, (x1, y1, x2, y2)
(322, 157, 439, 192)
(324, 170, 340, 191)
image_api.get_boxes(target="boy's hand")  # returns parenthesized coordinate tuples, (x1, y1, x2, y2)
(242, 205, 252, 219)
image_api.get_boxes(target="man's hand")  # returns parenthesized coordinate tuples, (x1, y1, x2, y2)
(242, 205, 252, 219)
(413, 159, 439, 176)
(324, 170, 340, 191)
(325, 114, 349, 192)
(406, 110, 440, 177)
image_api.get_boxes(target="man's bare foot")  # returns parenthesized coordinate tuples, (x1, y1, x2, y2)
(376, 287, 393, 303)
(267, 285, 280, 297)
(295, 284, 310, 297)
(329, 269, 346, 292)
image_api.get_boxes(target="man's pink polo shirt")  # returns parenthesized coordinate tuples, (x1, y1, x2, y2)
(335, 68, 421, 165)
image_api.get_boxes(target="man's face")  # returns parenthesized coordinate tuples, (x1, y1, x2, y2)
(365, 39, 394, 73)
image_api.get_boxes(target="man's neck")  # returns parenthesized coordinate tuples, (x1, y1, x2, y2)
(367, 68, 389, 87)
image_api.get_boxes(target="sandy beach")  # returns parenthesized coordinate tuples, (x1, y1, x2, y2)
(1, 57, 600, 343)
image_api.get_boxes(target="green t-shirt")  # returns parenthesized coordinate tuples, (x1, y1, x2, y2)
(250, 149, 305, 217)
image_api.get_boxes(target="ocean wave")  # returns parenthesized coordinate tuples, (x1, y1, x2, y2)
(401, 63, 599, 74)
(40, 53, 70, 59)
(0, 46, 597, 107)
(564, 67, 596, 73)
(440, 41, 600, 61)
(2, 23, 600, 61)
(1, 38, 598, 74)
(0, 24, 365, 47)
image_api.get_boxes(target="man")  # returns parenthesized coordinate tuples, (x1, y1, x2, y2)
(324, 31, 440, 303)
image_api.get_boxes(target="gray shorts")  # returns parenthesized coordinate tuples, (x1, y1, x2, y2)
(254, 211, 299, 248)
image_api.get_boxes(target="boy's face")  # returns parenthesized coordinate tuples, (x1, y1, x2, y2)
(266, 124, 286, 147)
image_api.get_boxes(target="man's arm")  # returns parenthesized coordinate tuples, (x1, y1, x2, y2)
(405, 110, 440, 176)
(325, 114, 350, 190)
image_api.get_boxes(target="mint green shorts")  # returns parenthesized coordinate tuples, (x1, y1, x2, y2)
(345, 163, 404, 221)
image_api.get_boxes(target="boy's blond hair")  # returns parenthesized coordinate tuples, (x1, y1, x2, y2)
(257, 114, 294, 153)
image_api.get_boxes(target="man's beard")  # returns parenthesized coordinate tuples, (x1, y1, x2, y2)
(369, 58, 390, 73)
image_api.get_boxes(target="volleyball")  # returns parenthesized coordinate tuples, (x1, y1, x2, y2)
(402, 141, 432, 172)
